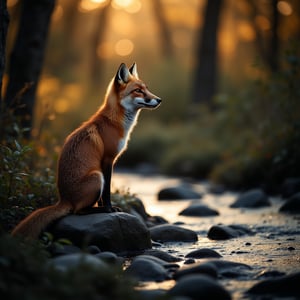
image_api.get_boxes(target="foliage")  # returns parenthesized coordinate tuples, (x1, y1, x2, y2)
(120, 43, 300, 191)
(0, 234, 139, 300)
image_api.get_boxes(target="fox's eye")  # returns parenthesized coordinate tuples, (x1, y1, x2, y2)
(134, 88, 143, 93)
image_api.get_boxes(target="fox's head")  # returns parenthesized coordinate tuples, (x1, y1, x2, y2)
(111, 63, 161, 113)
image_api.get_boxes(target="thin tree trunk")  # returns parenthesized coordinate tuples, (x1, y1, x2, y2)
(0, 0, 9, 102)
(192, 0, 223, 105)
(4, 0, 55, 139)
(152, 0, 173, 58)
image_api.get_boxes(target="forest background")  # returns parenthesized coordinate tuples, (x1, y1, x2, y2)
(0, 0, 299, 232)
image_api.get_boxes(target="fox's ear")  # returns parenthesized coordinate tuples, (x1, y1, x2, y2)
(116, 63, 130, 85)
(129, 62, 139, 78)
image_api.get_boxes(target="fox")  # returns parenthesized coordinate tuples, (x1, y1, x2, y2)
(12, 62, 161, 239)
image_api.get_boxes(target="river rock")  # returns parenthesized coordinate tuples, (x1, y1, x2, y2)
(143, 249, 182, 262)
(185, 248, 222, 259)
(50, 253, 108, 272)
(168, 274, 231, 300)
(281, 178, 300, 198)
(230, 189, 270, 208)
(179, 204, 219, 217)
(248, 272, 300, 297)
(279, 192, 300, 214)
(125, 256, 170, 282)
(174, 262, 218, 279)
(158, 184, 202, 200)
(49, 212, 152, 253)
(150, 224, 198, 242)
(207, 224, 253, 240)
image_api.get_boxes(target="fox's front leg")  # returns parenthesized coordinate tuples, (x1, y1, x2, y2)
(99, 163, 122, 212)
(100, 163, 112, 208)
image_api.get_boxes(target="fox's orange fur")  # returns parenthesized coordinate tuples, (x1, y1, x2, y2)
(12, 63, 161, 239)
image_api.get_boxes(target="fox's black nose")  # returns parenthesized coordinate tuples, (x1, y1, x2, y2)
(156, 98, 162, 104)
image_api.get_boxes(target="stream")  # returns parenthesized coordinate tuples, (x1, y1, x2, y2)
(113, 171, 300, 300)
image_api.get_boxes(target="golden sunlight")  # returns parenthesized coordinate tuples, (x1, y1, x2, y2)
(112, 0, 142, 13)
(277, 1, 293, 16)
(237, 21, 255, 42)
(111, 12, 136, 36)
(79, 0, 108, 12)
(114, 39, 134, 56)
(54, 97, 70, 114)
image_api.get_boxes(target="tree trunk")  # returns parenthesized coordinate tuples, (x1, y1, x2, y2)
(0, 0, 9, 102)
(4, 0, 55, 139)
(192, 0, 223, 105)
(152, 0, 173, 58)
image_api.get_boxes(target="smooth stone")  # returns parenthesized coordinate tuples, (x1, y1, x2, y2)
(248, 272, 300, 297)
(135, 255, 180, 269)
(185, 248, 222, 259)
(207, 224, 253, 240)
(49, 212, 152, 253)
(150, 224, 198, 242)
(279, 192, 300, 214)
(143, 249, 182, 262)
(125, 256, 170, 282)
(95, 251, 124, 265)
(230, 188, 270, 208)
(137, 289, 167, 300)
(174, 262, 218, 279)
(179, 204, 219, 217)
(48, 244, 81, 257)
(168, 274, 231, 300)
(281, 178, 300, 198)
(158, 184, 202, 200)
(50, 253, 108, 272)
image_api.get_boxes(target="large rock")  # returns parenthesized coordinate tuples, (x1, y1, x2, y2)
(49, 212, 152, 253)
(150, 224, 198, 242)
(230, 189, 270, 208)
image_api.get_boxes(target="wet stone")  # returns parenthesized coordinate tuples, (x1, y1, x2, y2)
(179, 204, 219, 217)
(143, 249, 182, 262)
(248, 272, 300, 297)
(168, 274, 231, 300)
(230, 188, 270, 208)
(174, 262, 218, 280)
(207, 224, 253, 240)
(150, 224, 198, 243)
(279, 192, 300, 214)
(158, 184, 202, 200)
(185, 248, 222, 259)
(124, 256, 170, 282)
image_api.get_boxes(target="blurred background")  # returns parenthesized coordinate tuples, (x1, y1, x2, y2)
(1, 0, 300, 191)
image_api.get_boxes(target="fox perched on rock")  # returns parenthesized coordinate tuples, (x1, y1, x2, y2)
(12, 63, 161, 239)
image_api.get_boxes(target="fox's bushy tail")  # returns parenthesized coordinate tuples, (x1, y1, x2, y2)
(12, 202, 72, 239)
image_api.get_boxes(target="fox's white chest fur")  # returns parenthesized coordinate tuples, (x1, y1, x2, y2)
(117, 110, 139, 154)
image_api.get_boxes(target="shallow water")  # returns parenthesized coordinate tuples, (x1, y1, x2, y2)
(113, 171, 300, 299)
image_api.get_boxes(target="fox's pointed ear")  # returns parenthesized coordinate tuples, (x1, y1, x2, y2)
(116, 63, 130, 85)
(129, 62, 139, 78)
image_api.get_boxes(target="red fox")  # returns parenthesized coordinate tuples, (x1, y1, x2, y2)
(12, 63, 161, 239)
